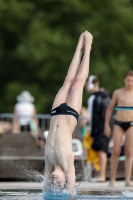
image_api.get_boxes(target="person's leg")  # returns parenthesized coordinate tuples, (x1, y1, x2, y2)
(124, 127, 133, 186)
(66, 31, 92, 113)
(52, 33, 84, 110)
(97, 151, 107, 181)
(109, 125, 124, 186)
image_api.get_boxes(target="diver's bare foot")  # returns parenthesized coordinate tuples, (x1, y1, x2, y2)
(77, 32, 85, 52)
(84, 30, 93, 49)
(125, 182, 133, 187)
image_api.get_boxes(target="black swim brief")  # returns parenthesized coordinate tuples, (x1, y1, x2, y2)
(51, 103, 79, 122)
(21, 124, 31, 132)
(114, 120, 133, 131)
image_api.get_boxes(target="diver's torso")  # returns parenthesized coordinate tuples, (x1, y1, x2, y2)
(45, 115, 76, 166)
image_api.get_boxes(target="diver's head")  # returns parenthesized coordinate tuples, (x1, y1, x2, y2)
(50, 169, 66, 189)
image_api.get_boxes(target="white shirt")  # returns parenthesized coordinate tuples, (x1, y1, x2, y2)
(15, 102, 35, 126)
(87, 95, 95, 134)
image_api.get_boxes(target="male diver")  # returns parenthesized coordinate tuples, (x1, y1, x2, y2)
(44, 31, 93, 194)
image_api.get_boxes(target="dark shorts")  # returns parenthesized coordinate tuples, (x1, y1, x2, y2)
(91, 134, 110, 153)
(114, 120, 133, 131)
(21, 124, 31, 132)
(51, 103, 79, 122)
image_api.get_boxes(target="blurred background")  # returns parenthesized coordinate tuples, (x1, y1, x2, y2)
(0, 0, 133, 113)
(0, 0, 133, 181)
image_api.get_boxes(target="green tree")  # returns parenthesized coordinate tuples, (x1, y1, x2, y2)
(0, 0, 133, 113)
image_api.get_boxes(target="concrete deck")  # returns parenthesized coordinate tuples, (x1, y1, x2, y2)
(0, 181, 133, 191)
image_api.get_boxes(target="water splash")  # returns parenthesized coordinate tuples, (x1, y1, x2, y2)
(24, 168, 44, 182)
(42, 176, 77, 199)
(75, 161, 93, 192)
(122, 190, 133, 197)
(14, 162, 44, 182)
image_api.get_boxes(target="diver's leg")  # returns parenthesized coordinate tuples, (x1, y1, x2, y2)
(52, 33, 84, 110)
(66, 31, 92, 113)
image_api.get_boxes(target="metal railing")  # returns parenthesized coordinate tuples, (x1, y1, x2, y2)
(0, 113, 51, 133)
(0, 113, 89, 136)
(0, 113, 89, 158)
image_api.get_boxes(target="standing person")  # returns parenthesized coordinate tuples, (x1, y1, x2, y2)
(105, 71, 133, 187)
(86, 76, 110, 182)
(44, 31, 93, 195)
(13, 91, 38, 136)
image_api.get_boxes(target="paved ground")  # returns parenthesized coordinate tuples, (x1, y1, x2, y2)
(0, 181, 133, 191)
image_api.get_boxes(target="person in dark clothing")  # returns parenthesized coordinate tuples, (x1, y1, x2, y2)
(86, 75, 110, 182)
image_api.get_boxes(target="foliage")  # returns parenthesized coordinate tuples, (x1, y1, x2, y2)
(0, 0, 133, 113)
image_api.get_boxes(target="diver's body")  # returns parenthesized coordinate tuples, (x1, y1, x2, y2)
(44, 31, 93, 193)
(45, 115, 76, 190)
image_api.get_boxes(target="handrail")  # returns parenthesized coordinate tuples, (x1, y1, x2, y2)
(0, 113, 51, 119)
(0, 113, 86, 119)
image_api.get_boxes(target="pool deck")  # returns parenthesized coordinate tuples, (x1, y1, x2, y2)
(0, 181, 133, 191)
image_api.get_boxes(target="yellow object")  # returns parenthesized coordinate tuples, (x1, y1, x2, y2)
(83, 130, 100, 171)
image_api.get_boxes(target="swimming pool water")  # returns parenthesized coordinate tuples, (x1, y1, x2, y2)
(1, 190, 133, 200)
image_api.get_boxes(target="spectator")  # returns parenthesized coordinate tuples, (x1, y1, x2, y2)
(13, 91, 38, 137)
(86, 75, 110, 182)
(105, 70, 133, 187)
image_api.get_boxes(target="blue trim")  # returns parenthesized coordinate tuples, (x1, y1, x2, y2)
(115, 106, 133, 110)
